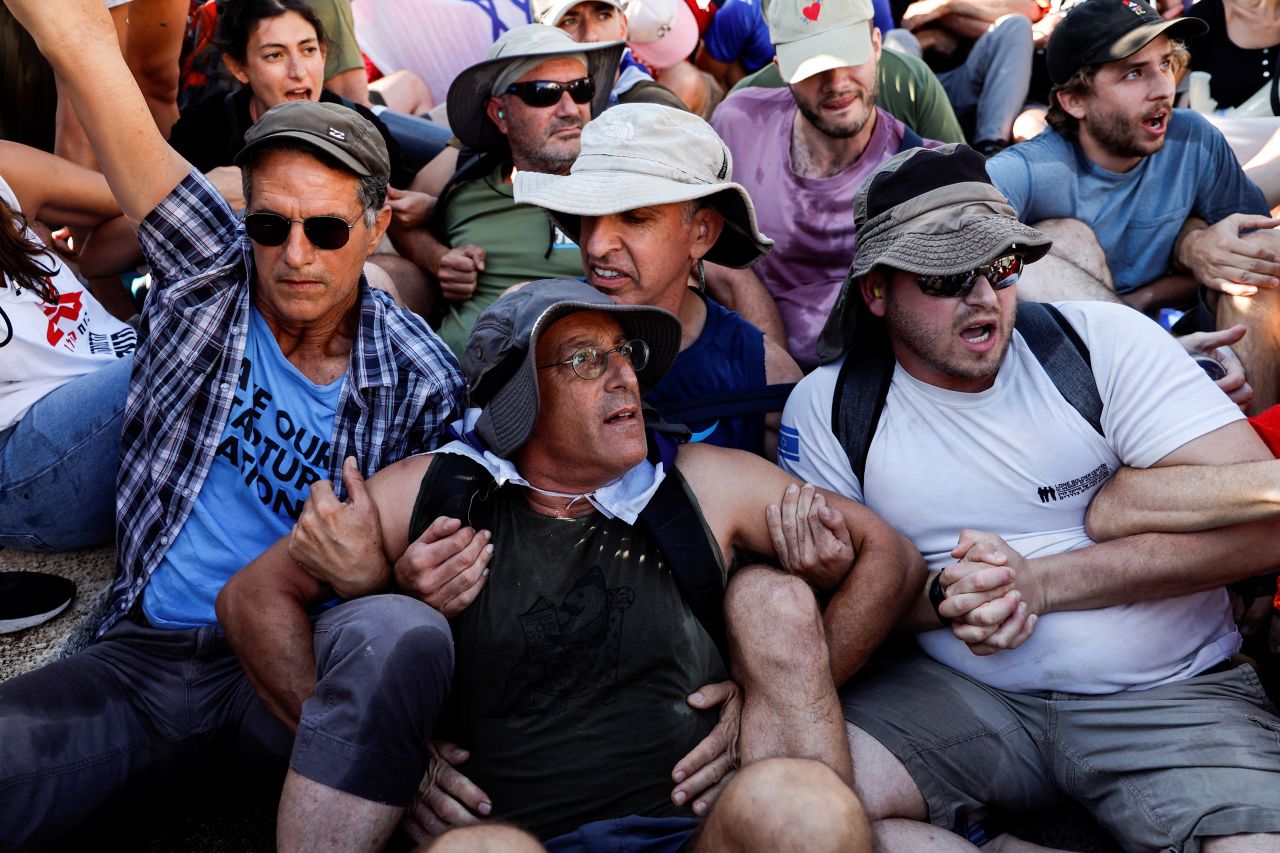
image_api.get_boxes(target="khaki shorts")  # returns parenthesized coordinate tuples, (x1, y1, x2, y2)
(841, 647, 1280, 853)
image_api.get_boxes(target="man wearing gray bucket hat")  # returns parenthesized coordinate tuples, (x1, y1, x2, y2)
(223, 277, 921, 850)
(0, 0, 465, 846)
(386, 25, 625, 357)
(782, 144, 1280, 850)
(515, 101, 804, 459)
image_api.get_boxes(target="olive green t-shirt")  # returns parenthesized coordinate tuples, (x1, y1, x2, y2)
(430, 480, 728, 840)
(304, 0, 363, 80)
(729, 48, 965, 144)
(437, 164, 584, 358)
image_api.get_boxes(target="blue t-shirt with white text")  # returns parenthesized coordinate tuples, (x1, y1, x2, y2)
(142, 308, 343, 627)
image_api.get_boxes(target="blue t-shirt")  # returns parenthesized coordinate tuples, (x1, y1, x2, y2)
(986, 110, 1268, 293)
(143, 308, 343, 628)
(703, 0, 894, 68)
(646, 292, 769, 455)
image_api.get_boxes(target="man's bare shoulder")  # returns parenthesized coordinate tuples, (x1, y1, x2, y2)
(366, 452, 436, 508)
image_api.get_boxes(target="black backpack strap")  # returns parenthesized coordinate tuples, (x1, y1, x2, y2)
(408, 453, 498, 542)
(897, 125, 925, 154)
(638, 460, 729, 662)
(655, 383, 797, 424)
(1014, 302, 1104, 437)
(831, 345, 895, 487)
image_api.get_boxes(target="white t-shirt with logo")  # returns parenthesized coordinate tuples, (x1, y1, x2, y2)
(781, 301, 1244, 694)
(0, 176, 136, 432)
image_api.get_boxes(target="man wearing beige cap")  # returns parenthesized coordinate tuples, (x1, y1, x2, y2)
(712, 0, 941, 370)
(783, 144, 1280, 851)
(388, 25, 625, 358)
(515, 101, 804, 460)
(0, 0, 465, 845)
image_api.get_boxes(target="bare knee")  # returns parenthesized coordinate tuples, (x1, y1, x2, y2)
(1036, 218, 1107, 268)
(423, 823, 545, 852)
(725, 566, 826, 676)
(847, 722, 929, 822)
(700, 757, 871, 852)
(1201, 833, 1280, 852)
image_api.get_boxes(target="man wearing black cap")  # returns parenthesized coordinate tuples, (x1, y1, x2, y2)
(987, 0, 1277, 315)
(0, 0, 464, 846)
(221, 278, 920, 850)
(783, 143, 1280, 851)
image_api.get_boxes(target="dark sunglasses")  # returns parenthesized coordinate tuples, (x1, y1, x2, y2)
(538, 339, 649, 381)
(915, 254, 1024, 298)
(243, 211, 360, 251)
(504, 77, 595, 108)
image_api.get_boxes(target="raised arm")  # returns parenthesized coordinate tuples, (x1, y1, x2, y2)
(4, 0, 191, 221)
(0, 141, 122, 227)
(679, 444, 926, 685)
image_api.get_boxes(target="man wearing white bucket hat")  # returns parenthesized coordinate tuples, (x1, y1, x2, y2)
(712, 0, 943, 370)
(515, 101, 805, 459)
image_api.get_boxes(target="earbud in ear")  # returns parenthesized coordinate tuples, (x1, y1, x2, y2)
(873, 287, 882, 298)
(497, 110, 505, 118)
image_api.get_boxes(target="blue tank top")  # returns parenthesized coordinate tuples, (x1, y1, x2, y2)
(646, 292, 767, 455)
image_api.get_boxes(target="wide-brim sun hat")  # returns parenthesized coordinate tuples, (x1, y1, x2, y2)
(446, 25, 626, 154)
(464, 278, 682, 457)
(513, 102, 772, 268)
(816, 144, 1052, 363)
(628, 0, 700, 69)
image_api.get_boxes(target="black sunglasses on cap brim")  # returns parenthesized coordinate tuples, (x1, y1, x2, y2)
(504, 77, 595, 108)
(244, 212, 361, 251)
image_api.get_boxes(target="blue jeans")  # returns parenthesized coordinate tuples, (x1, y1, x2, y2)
(0, 355, 132, 550)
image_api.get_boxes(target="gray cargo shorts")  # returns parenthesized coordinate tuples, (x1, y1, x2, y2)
(841, 647, 1280, 853)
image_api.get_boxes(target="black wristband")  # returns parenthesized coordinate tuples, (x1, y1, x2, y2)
(929, 573, 952, 627)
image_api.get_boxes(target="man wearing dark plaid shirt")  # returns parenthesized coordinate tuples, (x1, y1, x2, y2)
(0, 0, 465, 848)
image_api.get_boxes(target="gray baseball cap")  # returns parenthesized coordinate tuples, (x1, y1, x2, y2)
(236, 100, 390, 181)
(514, 102, 773, 268)
(464, 278, 682, 457)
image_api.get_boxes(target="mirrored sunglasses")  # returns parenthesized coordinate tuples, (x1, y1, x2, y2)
(538, 339, 650, 381)
(915, 254, 1025, 298)
(243, 211, 360, 251)
(504, 77, 595, 108)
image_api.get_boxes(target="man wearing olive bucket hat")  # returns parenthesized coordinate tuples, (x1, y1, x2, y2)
(782, 143, 1280, 850)
(222, 278, 923, 849)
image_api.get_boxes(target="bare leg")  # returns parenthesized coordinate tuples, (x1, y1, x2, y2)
(121, 0, 186, 138)
(1016, 218, 1121, 304)
(1203, 835, 1280, 852)
(695, 757, 871, 852)
(370, 69, 436, 115)
(725, 565, 852, 783)
(423, 824, 545, 852)
(1218, 284, 1280, 415)
(277, 770, 402, 852)
(368, 252, 437, 317)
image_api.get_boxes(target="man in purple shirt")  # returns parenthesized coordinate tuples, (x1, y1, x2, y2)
(711, 0, 939, 370)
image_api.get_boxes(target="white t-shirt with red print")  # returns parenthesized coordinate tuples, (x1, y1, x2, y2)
(0, 175, 136, 432)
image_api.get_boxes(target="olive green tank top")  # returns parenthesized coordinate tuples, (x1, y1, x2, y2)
(423, 479, 728, 840)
